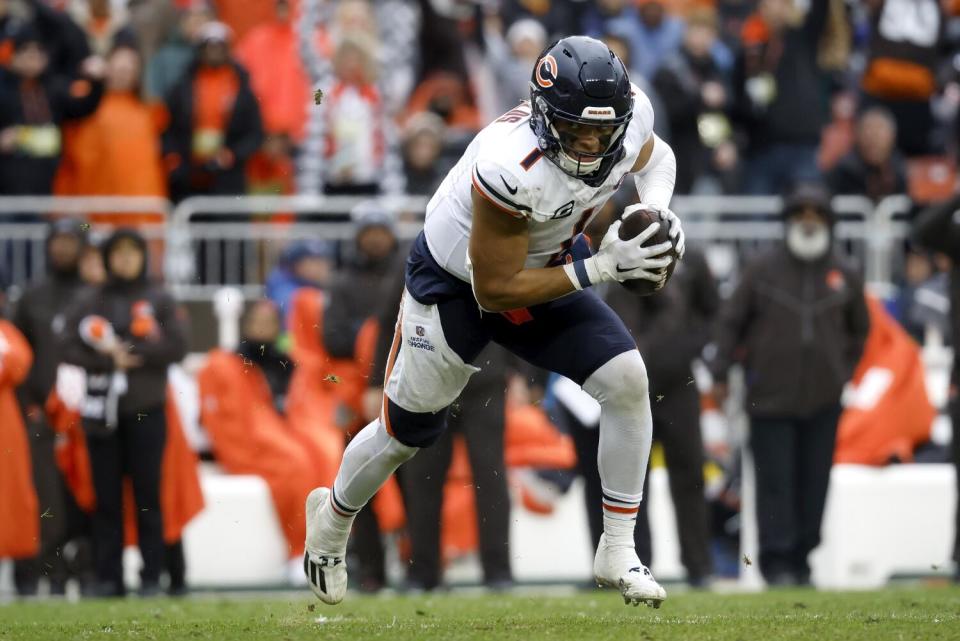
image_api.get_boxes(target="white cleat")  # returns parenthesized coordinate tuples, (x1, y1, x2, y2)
(304, 487, 349, 605)
(594, 534, 667, 609)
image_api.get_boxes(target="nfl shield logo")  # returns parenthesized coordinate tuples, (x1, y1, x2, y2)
(416, 325, 425, 337)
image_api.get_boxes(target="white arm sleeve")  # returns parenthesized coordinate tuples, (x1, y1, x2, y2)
(632, 134, 676, 211)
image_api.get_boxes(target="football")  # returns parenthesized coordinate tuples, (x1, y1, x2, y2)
(617, 206, 679, 296)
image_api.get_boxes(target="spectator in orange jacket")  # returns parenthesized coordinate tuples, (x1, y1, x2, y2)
(56, 44, 166, 226)
(0, 278, 39, 565)
(162, 21, 263, 201)
(235, 0, 315, 144)
(404, 71, 480, 135)
(198, 300, 318, 583)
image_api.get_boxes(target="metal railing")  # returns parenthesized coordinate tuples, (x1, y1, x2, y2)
(166, 194, 430, 299)
(0, 197, 170, 285)
(0, 193, 923, 299)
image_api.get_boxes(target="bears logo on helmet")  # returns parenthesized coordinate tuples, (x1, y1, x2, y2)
(535, 54, 558, 88)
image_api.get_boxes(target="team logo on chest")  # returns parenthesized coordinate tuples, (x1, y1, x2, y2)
(552, 200, 575, 219)
(535, 55, 558, 88)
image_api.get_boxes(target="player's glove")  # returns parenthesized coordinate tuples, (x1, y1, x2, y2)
(626, 203, 685, 260)
(564, 219, 673, 290)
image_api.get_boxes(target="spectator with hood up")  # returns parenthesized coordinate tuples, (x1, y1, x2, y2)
(61, 229, 187, 597)
(707, 184, 869, 586)
(17, 0, 92, 77)
(0, 25, 104, 197)
(12, 219, 91, 596)
(323, 204, 400, 366)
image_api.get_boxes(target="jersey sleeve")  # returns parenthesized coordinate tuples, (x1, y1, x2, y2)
(471, 157, 534, 220)
(629, 83, 655, 146)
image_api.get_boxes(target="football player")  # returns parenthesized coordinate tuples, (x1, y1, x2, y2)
(304, 35, 683, 607)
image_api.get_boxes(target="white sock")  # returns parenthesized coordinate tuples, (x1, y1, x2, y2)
(331, 417, 418, 515)
(582, 350, 653, 550)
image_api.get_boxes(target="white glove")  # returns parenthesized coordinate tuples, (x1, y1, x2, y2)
(624, 203, 685, 259)
(564, 219, 674, 290)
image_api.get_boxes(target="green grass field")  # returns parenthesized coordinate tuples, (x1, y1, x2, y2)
(2, 586, 959, 641)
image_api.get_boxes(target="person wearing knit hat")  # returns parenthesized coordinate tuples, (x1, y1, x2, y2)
(707, 182, 869, 585)
(265, 239, 337, 323)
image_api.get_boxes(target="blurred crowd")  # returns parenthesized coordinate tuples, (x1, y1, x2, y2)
(1, 0, 960, 599)
(3, 0, 960, 300)
(2, 0, 960, 203)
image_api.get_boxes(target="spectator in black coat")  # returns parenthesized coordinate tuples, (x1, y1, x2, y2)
(653, 8, 738, 194)
(11, 219, 91, 596)
(21, 0, 92, 77)
(913, 193, 960, 585)
(0, 26, 103, 197)
(732, 0, 831, 194)
(827, 107, 907, 202)
(61, 229, 188, 597)
(860, 0, 943, 156)
(0, 1, 22, 66)
(238, 299, 294, 414)
(707, 184, 870, 586)
(162, 21, 263, 202)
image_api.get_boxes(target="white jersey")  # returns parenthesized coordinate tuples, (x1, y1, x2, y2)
(422, 84, 654, 282)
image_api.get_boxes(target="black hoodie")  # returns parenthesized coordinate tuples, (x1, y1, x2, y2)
(61, 229, 187, 416)
(706, 209, 870, 418)
(0, 29, 103, 196)
(13, 219, 89, 409)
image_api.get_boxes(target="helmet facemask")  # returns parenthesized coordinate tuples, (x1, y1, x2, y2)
(532, 93, 631, 183)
